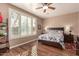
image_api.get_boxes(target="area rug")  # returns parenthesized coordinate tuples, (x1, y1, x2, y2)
(65, 43, 76, 50)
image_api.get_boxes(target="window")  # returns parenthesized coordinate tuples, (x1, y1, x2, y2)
(21, 15, 27, 36)
(9, 8, 37, 39)
(27, 17, 32, 35)
(33, 18, 37, 34)
(9, 9, 21, 39)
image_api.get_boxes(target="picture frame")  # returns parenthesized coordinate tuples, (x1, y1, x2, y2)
(38, 24, 41, 30)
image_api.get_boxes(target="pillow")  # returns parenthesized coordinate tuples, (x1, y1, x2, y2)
(47, 30, 63, 34)
(57, 30, 63, 34)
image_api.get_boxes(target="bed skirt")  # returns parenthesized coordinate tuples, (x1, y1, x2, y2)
(38, 40, 64, 49)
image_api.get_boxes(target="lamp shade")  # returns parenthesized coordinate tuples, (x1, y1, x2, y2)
(65, 25, 72, 34)
(0, 15, 3, 23)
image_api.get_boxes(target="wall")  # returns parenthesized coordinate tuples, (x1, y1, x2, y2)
(0, 3, 43, 48)
(0, 3, 9, 48)
(78, 13, 79, 36)
(0, 3, 8, 21)
(37, 18, 43, 35)
(43, 12, 78, 35)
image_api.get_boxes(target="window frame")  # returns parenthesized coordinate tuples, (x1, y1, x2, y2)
(9, 8, 37, 40)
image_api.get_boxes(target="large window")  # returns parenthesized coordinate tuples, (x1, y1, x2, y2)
(21, 15, 27, 36)
(9, 8, 37, 39)
(28, 17, 32, 35)
(32, 18, 37, 34)
(9, 9, 21, 39)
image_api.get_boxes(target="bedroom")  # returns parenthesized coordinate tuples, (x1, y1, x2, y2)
(0, 3, 79, 56)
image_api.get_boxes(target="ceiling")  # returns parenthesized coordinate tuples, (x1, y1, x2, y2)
(11, 3, 79, 19)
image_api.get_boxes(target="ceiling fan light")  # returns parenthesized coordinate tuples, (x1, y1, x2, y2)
(43, 6, 48, 9)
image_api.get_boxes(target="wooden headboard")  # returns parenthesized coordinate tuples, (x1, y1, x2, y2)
(48, 27, 64, 31)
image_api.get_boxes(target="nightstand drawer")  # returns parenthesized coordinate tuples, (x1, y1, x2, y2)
(64, 34, 74, 43)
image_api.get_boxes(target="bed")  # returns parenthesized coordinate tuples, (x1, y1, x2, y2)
(38, 27, 65, 49)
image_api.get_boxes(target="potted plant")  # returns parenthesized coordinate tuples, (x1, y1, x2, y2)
(0, 32, 4, 37)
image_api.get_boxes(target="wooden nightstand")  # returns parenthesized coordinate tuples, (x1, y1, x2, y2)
(64, 34, 74, 43)
(76, 36, 79, 55)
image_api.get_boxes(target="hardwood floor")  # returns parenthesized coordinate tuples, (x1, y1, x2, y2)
(0, 44, 31, 56)
(0, 40, 36, 56)
(0, 41, 76, 56)
(37, 42, 76, 56)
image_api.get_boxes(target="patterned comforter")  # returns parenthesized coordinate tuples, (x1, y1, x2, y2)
(39, 30, 65, 49)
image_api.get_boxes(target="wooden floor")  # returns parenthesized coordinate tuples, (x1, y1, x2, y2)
(0, 41, 35, 56)
(37, 42, 76, 56)
(0, 41, 76, 56)
(0, 44, 31, 56)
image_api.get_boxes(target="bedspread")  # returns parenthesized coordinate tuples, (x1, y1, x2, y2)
(38, 30, 65, 49)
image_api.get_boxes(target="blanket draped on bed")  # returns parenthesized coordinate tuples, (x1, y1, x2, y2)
(38, 30, 65, 49)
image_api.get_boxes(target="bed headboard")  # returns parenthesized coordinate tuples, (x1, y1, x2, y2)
(48, 27, 64, 31)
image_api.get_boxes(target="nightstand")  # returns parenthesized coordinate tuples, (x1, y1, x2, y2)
(76, 36, 79, 55)
(64, 34, 74, 43)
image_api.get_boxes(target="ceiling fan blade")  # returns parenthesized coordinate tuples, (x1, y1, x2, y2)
(48, 7, 55, 10)
(47, 3, 52, 6)
(43, 9, 46, 13)
(36, 7, 43, 9)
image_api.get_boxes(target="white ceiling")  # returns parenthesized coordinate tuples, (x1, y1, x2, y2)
(11, 3, 79, 19)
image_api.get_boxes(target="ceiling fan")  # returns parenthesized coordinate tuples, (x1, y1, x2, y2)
(36, 3, 55, 13)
